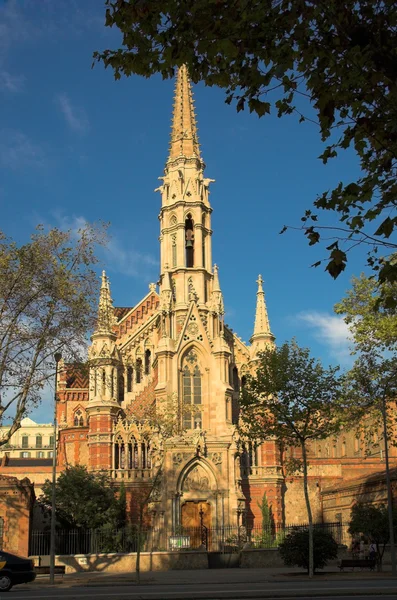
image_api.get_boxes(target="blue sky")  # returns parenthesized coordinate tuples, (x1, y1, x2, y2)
(1, 0, 366, 422)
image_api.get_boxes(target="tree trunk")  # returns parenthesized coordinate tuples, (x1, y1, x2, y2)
(381, 396, 396, 575)
(301, 442, 314, 578)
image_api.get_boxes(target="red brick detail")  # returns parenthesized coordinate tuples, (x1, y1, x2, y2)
(88, 414, 114, 471)
(114, 293, 160, 337)
(125, 367, 158, 419)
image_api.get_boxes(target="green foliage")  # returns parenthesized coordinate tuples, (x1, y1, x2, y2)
(256, 493, 274, 547)
(94, 1, 397, 284)
(335, 274, 397, 351)
(279, 528, 338, 573)
(342, 352, 397, 448)
(348, 503, 397, 563)
(0, 224, 107, 444)
(240, 340, 343, 448)
(240, 339, 343, 577)
(40, 465, 126, 530)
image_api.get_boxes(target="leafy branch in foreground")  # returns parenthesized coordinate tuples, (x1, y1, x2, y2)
(94, 0, 397, 284)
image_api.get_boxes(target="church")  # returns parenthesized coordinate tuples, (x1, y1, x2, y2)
(56, 66, 396, 532)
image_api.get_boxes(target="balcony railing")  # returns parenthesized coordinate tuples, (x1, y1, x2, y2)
(111, 468, 152, 480)
(240, 465, 283, 478)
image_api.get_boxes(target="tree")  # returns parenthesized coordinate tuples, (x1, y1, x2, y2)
(0, 224, 106, 446)
(40, 465, 126, 530)
(279, 528, 338, 573)
(348, 503, 397, 571)
(335, 274, 397, 349)
(94, 1, 397, 285)
(344, 352, 397, 574)
(240, 340, 343, 577)
(256, 492, 274, 547)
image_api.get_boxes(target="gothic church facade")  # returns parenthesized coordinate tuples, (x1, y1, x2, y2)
(56, 66, 396, 530)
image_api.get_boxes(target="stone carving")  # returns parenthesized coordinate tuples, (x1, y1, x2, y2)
(188, 277, 198, 303)
(183, 466, 210, 492)
(173, 452, 183, 466)
(187, 322, 199, 336)
(210, 452, 222, 465)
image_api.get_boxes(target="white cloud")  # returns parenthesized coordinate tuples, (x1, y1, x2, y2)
(56, 93, 89, 133)
(44, 212, 158, 280)
(0, 70, 24, 92)
(296, 311, 352, 364)
(105, 237, 158, 279)
(0, 129, 45, 169)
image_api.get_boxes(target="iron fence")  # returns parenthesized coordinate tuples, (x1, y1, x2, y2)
(29, 521, 350, 556)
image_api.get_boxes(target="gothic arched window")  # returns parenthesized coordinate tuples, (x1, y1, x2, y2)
(145, 350, 151, 376)
(74, 410, 84, 427)
(136, 358, 142, 384)
(127, 366, 133, 392)
(185, 214, 194, 268)
(182, 351, 202, 429)
(118, 372, 125, 402)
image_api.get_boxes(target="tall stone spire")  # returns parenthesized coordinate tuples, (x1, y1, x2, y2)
(95, 270, 115, 335)
(168, 65, 202, 163)
(250, 275, 275, 355)
(157, 64, 214, 307)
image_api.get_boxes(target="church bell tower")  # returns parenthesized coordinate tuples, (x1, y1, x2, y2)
(156, 65, 216, 311)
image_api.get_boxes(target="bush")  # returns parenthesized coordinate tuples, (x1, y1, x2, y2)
(279, 528, 338, 573)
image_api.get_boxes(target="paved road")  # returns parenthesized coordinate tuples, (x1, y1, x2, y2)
(8, 579, 397, 599)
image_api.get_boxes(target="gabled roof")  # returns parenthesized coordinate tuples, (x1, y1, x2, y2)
(64, 363, 89, 389)
(115, 291, 160, 339)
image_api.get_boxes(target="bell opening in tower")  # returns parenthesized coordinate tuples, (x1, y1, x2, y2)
(185, 214, 194, 268)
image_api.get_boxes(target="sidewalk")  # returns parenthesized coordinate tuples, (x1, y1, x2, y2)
(32, 565, 397, 588)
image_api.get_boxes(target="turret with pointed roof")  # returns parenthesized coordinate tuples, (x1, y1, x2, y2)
(250, 275, 275, 359)
(95, 270, 115, 336)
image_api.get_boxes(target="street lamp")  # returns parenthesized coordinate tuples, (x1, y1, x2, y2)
(49, 352, 62, 584)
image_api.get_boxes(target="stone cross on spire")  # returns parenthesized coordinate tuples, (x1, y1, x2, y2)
(95, 270, 115, 335)
(168, 65, 202, 163)
(250, 274, 274, 346)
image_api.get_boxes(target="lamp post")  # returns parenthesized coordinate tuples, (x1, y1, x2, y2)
(49, 352, 62, 584)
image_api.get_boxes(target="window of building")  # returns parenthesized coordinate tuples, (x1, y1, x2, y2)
(185, 214, 194, 267)
(22, 436, 29, 449)
(233, 366, 239, 392)
(145, 350, 151, 376)
(48, 451, 53, 458)
(49, 435, 54, 447)
(136, 358, 142, 384)
(118, 373, 125, 402)
(37, 451, 44, 458)
(74, 410, 84, 427)
(202, 233, 206, 269)
(182, 351, 202, 429)
(36, 435, 42, 449)
(127, 366, 133, 392)
(20, 452, 30, 458)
